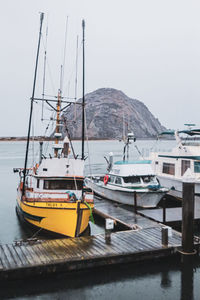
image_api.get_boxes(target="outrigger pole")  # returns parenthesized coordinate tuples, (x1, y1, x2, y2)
(22, 13, 44, 197)
(81, 19, 85, 160)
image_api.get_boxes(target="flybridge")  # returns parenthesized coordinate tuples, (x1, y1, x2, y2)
(158, 127, 200, 137)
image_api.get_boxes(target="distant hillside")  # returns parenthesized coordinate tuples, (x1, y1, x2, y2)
(61, 88, 166, 139)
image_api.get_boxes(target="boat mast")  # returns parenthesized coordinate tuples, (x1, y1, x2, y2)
(81, 19, 85, 160)
(22, 13, 44, 197)
(54, 87, 62, 158)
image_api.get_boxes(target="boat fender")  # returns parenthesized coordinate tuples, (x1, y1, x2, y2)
(148, 184, 159, 191)
(104, 175, 109, 185)
(33, 163, 39, 174)
(20, 182, 23, 191)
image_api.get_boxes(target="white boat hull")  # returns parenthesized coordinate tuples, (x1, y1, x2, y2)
(157, 175, 200, 194)
(85, 178, 166, 208)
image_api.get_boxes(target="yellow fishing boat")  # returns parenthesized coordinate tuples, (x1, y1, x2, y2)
(14, 14, 93, 237)
(16, 149, 94, 237)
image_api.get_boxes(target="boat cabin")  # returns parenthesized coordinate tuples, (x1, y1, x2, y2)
(105, 160, 160, 188)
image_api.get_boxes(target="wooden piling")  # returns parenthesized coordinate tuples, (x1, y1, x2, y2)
(134, 191, 137, 214)
(161, 227, 168, 247)
(162, 197, 166, 224)
(182, 179, 195, 254)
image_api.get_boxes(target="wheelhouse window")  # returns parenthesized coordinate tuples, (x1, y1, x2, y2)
(109, 175, 115, 183)
(162, 163, 175, 175)
(115, 177, 122, 185)
(123, 176, 141, 184)
(37, 179, 40, 188)
(181, 160, 190, 176)
(194, 161, 200, 173)
(43, 179, 83, 190)
(141, 176, 157, 184)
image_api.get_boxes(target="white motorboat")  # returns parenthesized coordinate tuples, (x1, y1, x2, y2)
(149, 126, 200, 193)
(85, 133, 168, 208)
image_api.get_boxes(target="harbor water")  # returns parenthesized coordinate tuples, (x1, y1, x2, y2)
(0, 140, 200, 299)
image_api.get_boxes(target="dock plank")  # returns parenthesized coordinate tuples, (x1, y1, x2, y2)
(43, 240, 66, 261)
(61, 238, 84, 258)
(1, 245, 18, 269)
(50, 239, 72, 260)
(30, 243, 51, 264)
(12, 244, 30, 267)
(25, 244, 46, 265)
(19, 244, 37, 266)
(0, 257, 3, 270)
(58, 239, 78, 258)
(0, 245, 12, 269)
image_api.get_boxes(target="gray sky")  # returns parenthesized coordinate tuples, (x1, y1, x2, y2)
(1, 0, 200, 136)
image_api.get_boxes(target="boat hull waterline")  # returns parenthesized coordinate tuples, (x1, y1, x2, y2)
(85, 178, 166, 208)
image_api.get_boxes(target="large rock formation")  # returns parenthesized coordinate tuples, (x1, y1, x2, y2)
(62, 88, 165, 139)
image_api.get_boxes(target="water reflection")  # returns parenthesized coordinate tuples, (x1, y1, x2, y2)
(181, 255, 195, 300)
(0, 257, 199, 300)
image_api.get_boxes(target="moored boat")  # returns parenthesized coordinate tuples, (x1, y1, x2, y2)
(85, 133, 168, 208)
(14, 15, 93, 237)
(149, 126, 200, 194)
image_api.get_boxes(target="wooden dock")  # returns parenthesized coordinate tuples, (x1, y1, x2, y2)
(0, 225, 193, 281)
(94, 197, 158, 229)
(138, 191, 200, 226)
(1, 196, 200, 281)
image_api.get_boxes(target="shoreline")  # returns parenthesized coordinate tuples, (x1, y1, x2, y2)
(0, 136, 162, 142)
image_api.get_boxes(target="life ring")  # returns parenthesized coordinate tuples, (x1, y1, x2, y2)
(104, 175, 109, 185)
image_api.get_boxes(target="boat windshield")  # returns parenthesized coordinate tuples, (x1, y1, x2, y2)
(141, 176, 158, 185)
(123, 176, 141, 184)
(43, 179, 83, 190)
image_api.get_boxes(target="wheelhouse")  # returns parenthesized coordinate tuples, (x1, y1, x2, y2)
(35, 177, 84, 191)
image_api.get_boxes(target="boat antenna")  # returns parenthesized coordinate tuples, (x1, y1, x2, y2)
(81, 19, 85, 160)
(22, 12, 44, 197)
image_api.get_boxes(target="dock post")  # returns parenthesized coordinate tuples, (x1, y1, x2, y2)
(182, 170, 195, 254)
(105, 219, 114, 244)
(161, 227, 168, 247)
(162, 197, 166, 224)
(134, 191, 137, 214)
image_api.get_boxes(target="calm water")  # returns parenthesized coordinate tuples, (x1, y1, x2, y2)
(0, 140, 199, 299)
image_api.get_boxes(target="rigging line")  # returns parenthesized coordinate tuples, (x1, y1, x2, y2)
(134, 144, 144, 159)
(74, 35, 79, 121)
(41, 19, 49, 121)
(44, 112, 55, 153)
(29, 227, 43, 239)
(60, 16, 69, 94)
(84, 105, 92, 177)
(62, 41, 82, 97)
(41, 37, 57, 96)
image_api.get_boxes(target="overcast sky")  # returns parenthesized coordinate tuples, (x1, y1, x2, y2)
(0, 0, 200, 136)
